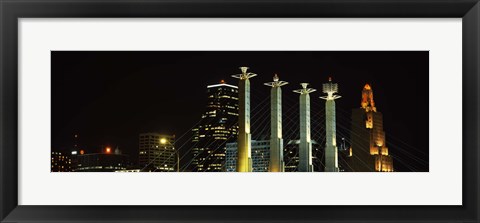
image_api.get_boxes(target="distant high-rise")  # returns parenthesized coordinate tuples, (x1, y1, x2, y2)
(139, 133, 176, 172)
(349, 84, 394, 172)
(191, 81, 239, 172)
(225, 140, 270, 172)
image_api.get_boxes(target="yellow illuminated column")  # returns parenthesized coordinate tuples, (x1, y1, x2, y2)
(264, 74, 288, 172)
(232, 67, 257, 172)
(294, 83, 316, 172)
(320, 77, 341, 172)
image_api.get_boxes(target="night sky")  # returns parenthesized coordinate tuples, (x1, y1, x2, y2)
(52, 51, 429, 172)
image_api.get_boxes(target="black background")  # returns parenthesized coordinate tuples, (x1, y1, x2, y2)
(52, 51, 429, 171)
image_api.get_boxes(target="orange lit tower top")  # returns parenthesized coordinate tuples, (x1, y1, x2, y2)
(361, 84, 376, 112)
(349, 83, 394, 172)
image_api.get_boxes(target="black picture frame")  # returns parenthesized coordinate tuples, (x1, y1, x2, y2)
(1, 0, 478, 222)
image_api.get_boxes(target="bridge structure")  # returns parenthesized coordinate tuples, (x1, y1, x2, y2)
(141, 67, 428, 172)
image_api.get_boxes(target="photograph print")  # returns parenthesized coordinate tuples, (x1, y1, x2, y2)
(51, 51, 429, 172)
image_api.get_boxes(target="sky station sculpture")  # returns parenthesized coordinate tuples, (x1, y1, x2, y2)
(293, 83, 316, 172)
(232, 67, 257, 172)
(264, 74, 288, 172)
(320, 77, 341, 172)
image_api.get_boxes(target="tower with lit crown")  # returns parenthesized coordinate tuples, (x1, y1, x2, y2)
(232, 67, 257, 172)
(320, 77, 341, 172)
(293, 83, 316, 172)
(191, 81, 238, 172)
(264, 74, 288, 172)
(349, 84, 394, 172)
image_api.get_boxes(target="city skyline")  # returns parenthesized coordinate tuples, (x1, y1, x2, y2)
(52, 51, 429, 172)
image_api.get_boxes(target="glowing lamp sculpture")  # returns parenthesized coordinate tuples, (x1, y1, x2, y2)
(264, 74, 288, 172)
(231, 67, 257, 172)
(320, 77, 341, 172)
(293, 83, 316, 172)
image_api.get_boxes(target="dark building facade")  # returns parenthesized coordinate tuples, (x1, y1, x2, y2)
(284, 140, 324, 172)
(72, 148, 129, 172)
(337, 137, 351, 172)
(349, 84, 394, 172)
(191, 81, 239, 172)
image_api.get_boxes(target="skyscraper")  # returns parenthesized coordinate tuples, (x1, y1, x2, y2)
(139, 133, 176, 172)
(349, 84, 394, 172)
(191, 81, 239, 172)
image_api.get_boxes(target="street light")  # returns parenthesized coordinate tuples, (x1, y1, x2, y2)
(160, 138, 167, 144)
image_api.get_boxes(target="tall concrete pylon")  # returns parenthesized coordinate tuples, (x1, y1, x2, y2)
(232, 67, 257, 172)
(264, 74, 288, 172)
(293, 83, 316, 172)
(320, 77, 341, 172)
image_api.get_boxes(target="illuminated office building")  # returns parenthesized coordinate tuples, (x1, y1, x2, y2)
(51, 151, 72, 172)
(225, 140, 270, 172)
(349, 84, 394, 172)
(191, 81, 239, 172)
(139, 133, 176, 172)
